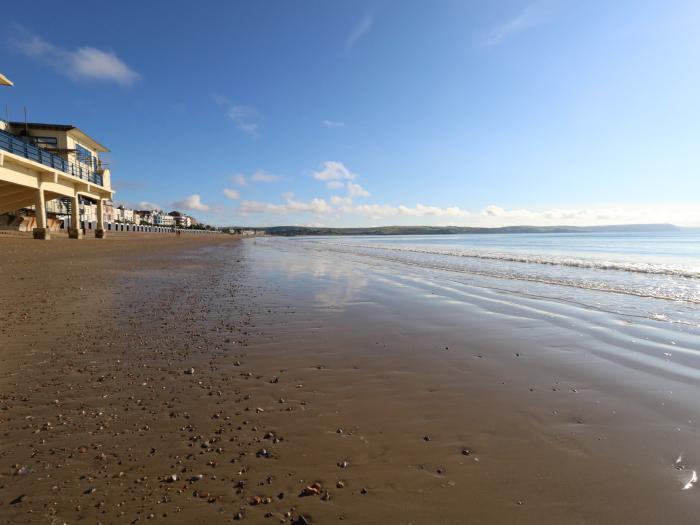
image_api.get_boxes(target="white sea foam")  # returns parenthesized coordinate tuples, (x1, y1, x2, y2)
(324, 242, 700, 279)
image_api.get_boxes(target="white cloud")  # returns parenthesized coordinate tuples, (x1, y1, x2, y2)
(223, 188, 241, 200)
(230, 170, 280, 186)
(227, 105, 260, 137)
(326, 180, 345, 190)
(482, 1, 555, 47)
(234, 197, 700, 227)
(172, 194, 210, 212)
(341, 203, 470, 220)
(322, 120, 345, 128)
(313, 161, 357, 181)
(213, 97, 260, 137)
(474, 204, 700, 227)
(137, 201, 160, 211)
(15, 32, 138, 85)
(347, 182, 370, 198)
(250, 170, 281, 183)
(330, 195, 353, 206)
(231, 174, 247, 186)
(240, 196, 332, 216)
(237, 122, 260, 136)
(346, 12, 374, 49)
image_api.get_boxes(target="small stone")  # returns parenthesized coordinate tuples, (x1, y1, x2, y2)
(336, 480, 345, 488)
(423, 436, 431, 442)
(184, 368, 195, 375)
(300, 482, 322, 497)
(360, 487, 368, 495)
(164, 474, 179, 483)
(337, 460, 349, 469)
(461, 448, 471, 456)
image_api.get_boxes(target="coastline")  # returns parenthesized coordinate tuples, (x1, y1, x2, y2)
(1, 235, 699, 524)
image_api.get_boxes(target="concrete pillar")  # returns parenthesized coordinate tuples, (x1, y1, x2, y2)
(32, 187, 50, 240)
(68, 195, 82, 239)
(95, 199, 105, 238)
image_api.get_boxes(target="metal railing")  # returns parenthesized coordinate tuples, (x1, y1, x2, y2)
(0, 128, 104, 186)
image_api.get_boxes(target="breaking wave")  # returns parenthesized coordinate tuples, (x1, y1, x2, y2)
(321, 242, 700, 279)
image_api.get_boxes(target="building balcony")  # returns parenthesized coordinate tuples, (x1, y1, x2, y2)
(0, 127, 105, 187)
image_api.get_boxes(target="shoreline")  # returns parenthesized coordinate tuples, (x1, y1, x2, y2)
(1, 235, 699, 524)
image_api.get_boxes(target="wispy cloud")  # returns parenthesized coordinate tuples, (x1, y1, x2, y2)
(214, 96, 261, 137)
(482, 1, 555, 47)
(240, 195, 332, 216)
(313, 161, 357, 181)
(325, 180, 346, 190)
(330, 195, 354, 206)
(347, 182, 370, 198)
(346, 11, 374, 50)
(235, 192, 700, 227)
(137, 201, 161, 211)
(322, 120, 345, 128)
(228, 105, 260, 137)
(172, 194, 210, 212)
(250, 170, 281, 183)
(223, 188, 241, 200)
(230, 174, 247, 186)
(14, 29, 139, 85)
(230, 170, 281, 186)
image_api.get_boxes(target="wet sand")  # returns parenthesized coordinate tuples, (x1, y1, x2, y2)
(1, 235, 699, 524)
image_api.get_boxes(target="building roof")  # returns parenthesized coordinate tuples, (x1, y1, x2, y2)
(9, 122, 110, 152)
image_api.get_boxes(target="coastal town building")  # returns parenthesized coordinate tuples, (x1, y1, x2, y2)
(0, 118, 114, 239)
(0, 75, 215, 236)
(168, 210, 198, 228)
(154, 213, 175, 227)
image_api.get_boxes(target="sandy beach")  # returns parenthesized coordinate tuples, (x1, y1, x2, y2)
(1, 234, 699, 524)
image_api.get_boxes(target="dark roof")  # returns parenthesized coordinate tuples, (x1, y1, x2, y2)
(8, 122, 109, 152)
(10, 122, 75, 131)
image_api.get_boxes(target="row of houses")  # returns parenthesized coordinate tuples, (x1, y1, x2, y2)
(11, 197, 200, 231)
(0, 73, 214, 237)
(101, 204, 199, 228)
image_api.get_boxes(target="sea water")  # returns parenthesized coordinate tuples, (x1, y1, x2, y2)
(290, 232, 700, 329)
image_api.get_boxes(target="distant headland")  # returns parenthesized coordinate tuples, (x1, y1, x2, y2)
(249, 223, 691, 236)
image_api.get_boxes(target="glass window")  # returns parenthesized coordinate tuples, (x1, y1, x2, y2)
(34, 136, 57, 145)
(75, 143, 97, 169)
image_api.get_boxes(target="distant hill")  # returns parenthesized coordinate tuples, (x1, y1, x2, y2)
(244, 223, 682, 237)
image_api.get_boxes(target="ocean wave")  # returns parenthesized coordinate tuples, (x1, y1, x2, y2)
(303, 243, 700, 305)
(316, 242, 700, 279)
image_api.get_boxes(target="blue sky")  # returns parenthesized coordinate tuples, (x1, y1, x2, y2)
(2, 0, 700, 226)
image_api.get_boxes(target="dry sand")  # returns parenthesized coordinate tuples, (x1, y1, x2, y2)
(1, 234, 699, 524)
